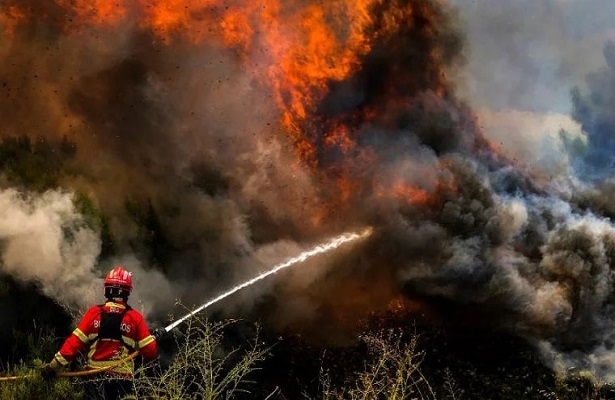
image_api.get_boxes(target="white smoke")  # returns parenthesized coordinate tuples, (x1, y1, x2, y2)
(451, 0, 615, 113)
(450, 0, 610, 182)
(0, 188, 100, 308)
(477, 108, 582, 177)
(0, 188, 178, 319)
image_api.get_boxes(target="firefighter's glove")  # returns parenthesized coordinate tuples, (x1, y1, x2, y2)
(152, 328, 166, 341)
(40, 359, 61, 380)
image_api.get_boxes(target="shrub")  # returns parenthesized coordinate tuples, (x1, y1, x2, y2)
(0, 327, 82, 400)
(0, 369, 82, 400)
(320, 328, 435, 400)
(133, 317, 269, 399)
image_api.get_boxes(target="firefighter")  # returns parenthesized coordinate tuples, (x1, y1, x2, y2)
(40, 266, 162, 399)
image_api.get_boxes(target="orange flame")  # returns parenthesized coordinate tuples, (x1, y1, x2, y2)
(4, 1, 447, 164)
(0, 5, 26, 38)
(137, 0, 223, 44)
(56, 0, 127, 27)
(374, 179, 438, 208)
(260, 1, 375, 166)
(392, 183, 432, 206)
(220, 8, 253, 50)
(4, 0, 459, 220)
(123, 0, 378, 166)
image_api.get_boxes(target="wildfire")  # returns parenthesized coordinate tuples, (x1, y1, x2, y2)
(392, 183, 432, 206)
(1, 0, 513, 348)
(3, 0, 463, 222)
(377, 178, 451, 208)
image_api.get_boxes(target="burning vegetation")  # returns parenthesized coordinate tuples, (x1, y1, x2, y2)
(2, 0, 615, 398)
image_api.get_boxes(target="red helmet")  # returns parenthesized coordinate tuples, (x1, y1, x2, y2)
(104, 266, 133, 292)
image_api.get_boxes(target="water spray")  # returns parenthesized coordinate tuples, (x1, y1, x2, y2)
(163, 227, 373, 333)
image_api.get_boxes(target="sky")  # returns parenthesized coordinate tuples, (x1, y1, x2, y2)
(447, 0, 615, 176)
(451, 0, 615, 113)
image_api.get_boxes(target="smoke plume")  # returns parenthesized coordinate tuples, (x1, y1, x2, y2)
(0, 188, 100, 307)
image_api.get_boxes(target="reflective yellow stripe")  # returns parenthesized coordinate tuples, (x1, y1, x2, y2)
(54, 352, 69, 366)
(88, 342, 133, 375)
(138, 335, 154, 348)
(122, 335, 136, 348)
(88, 334, 98, 341)
(87, 344, 96, 361)
(105, 301, 126, 309)
(73, 328, 89, 344)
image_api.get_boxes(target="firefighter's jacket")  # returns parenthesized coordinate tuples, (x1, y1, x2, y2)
(53, 300, 158, 377)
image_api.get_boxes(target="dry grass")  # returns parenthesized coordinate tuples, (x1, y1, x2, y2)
(319, 328, 436, 400)
(133, 317, 269, 399)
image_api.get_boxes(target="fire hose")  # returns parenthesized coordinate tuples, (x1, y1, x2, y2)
(0, 351, 140, 381)
(0, 228, 372, 382)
